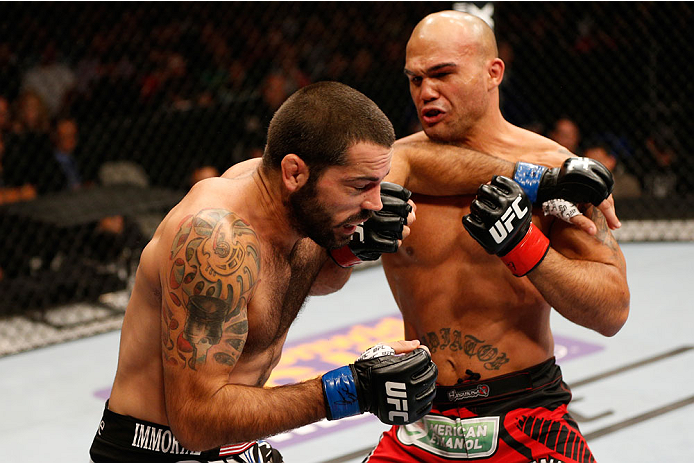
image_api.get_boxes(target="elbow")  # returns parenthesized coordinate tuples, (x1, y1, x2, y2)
(169, 418, 209, 452)
(599, 288, 630, 337)
(168, 409, 221, 452)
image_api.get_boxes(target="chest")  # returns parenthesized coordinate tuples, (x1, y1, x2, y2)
(243, 239, 324, 354)
(398, 194, 480, 266)
(396, 194, 548, 267)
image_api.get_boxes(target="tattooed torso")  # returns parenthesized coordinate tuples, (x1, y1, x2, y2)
(382, 141, 618, 384)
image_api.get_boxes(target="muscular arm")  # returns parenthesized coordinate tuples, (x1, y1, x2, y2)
(162, 208, 328, 449)
(528, 207, 630, 337)
(388, 132, 620, 232)
(388, 135, 514, 195)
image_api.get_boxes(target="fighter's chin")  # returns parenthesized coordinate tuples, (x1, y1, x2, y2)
(422, 123, 453, 143)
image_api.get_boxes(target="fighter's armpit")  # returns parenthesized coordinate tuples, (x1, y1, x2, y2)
(163, 209, 261, 371)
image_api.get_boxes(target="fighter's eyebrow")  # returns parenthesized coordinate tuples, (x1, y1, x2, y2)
(346, 168, 391, 183)
(404, 62, 458, 76)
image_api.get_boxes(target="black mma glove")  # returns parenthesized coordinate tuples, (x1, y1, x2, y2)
(513, 157, 614, 206)
(463, 176, 550, 277)
(321, 347, 437, 425)
(330, 182, 412, 267)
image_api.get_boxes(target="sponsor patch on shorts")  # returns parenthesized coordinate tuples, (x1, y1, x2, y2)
(397, 415, 499, 458)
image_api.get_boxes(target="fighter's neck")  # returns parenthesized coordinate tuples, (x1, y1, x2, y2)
(458, 111, 522, 156)
(247, 168, 304, 253)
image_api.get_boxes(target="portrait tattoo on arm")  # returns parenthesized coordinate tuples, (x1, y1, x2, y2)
(163, 209, 260, 371)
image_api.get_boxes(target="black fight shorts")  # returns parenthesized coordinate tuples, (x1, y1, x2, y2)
(89, 401, 283, 463)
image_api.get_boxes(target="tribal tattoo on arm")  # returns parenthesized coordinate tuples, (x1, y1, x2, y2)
(162, 209, 260, 371)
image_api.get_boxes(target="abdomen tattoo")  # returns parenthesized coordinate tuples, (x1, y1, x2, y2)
(163, 209, 260, 370)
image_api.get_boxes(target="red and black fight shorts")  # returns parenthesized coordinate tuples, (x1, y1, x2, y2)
(89, 401, 283, 463)
(363, 357, 595, 463)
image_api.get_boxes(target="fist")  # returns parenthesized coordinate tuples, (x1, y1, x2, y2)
(538, 157, 614, 206)
(463, 176, 549, 276)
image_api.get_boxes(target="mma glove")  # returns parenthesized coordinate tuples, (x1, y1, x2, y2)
(513, 157, 614, 206)
(330, 182, 412, 267)
(463, 176, 550, 277)
(321, 346, 437, 425)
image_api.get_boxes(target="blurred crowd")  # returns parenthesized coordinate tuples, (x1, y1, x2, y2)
(1, 3, 690, 204)
(0, 2, 691, 306)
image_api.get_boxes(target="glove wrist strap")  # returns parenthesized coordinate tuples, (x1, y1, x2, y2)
(322, 366, 361, 420)
(500, 223, 550, 277)
(513, 162, 547, 204)
(329, 246, 362, 268)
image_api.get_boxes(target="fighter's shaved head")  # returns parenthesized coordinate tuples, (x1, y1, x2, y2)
(408, 10, 498, 63)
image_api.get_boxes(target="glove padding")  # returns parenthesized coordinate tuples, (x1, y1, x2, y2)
(513, 157, 614, 206)
(330, 182, 412, 267)
(463, 176, 550, 276)
(322, 348, 437, 425)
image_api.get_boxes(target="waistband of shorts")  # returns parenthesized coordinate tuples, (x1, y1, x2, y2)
(98, 400, 257, 459)
(434, 357, 562, 407)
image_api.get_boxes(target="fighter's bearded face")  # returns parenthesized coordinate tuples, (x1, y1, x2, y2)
(289, 176, 372, 249)
(289, 142, 392, 249)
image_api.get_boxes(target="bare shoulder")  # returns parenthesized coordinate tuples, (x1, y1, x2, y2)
(394, 130, 431, 146)
(158, 186, 260, 277)
(221, 158, 262, 179)
(511, 126, 573, 167)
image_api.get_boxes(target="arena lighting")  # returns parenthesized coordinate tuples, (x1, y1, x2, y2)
(453, 2, 495, 29)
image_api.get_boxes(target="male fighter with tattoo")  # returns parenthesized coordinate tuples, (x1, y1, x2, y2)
(89, 82, 438, 463)
(361, 11, 630, 463)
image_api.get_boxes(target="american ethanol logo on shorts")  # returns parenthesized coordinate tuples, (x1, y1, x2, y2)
(397, 415, 499, 458)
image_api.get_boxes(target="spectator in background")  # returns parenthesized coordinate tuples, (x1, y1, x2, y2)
(48, 118, 91, 192)
(20, 42, 76, 117)
(244, 72, 292, 143)
(4, 91, 53, 191)
(0, 96, 11, 135)
(584, 140, 641, 199)
(0, 96, 37, 202)
(549, 117, 581, 154)
(0, 42, 22, 102)
(189, 164, 220, 188)
(640, 126, 684, 198)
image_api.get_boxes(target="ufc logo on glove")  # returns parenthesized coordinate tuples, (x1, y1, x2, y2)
(489, 194, 528, 244)
(386, 381, 409, 423)
(321, 346, 437, 425)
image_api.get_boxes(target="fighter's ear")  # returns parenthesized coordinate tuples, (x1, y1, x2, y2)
(488, 58, 505, 90)
(281, 154, 309, 192)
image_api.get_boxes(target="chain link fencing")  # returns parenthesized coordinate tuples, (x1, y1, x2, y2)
(0, 2, 691, 353)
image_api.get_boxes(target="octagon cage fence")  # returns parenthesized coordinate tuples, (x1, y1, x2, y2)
(0, 2, 692, 355)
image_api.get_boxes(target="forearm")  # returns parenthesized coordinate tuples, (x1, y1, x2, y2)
(168, 378, 326, 450)
(528, 249, 630, 337)
(391, 140, 515, 195)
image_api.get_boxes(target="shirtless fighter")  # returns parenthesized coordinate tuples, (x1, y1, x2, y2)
(362, 11, 630, 463)
(89, 82, 438, 463)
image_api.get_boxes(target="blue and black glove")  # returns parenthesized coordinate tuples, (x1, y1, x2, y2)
(513, 157, 614, 206)
(321, 347, 437, 425)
